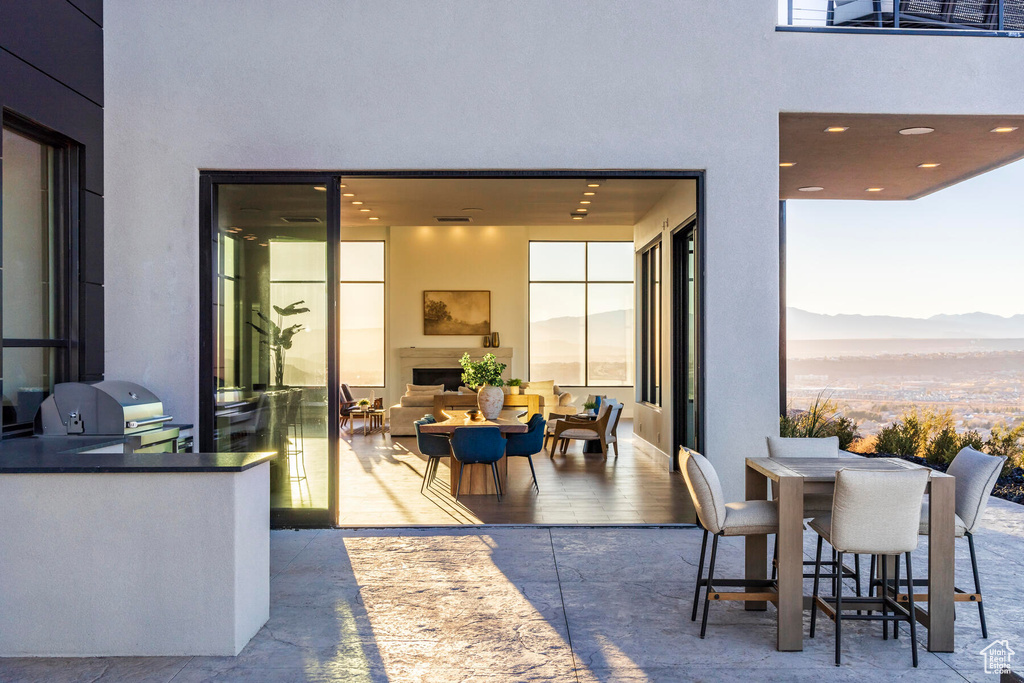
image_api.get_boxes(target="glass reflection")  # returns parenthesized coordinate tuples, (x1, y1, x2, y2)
(213, 184, 328, 511)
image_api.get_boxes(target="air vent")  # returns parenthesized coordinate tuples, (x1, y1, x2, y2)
(280, 216, 323, 224)
(570, 212, 588, 218)
(435, 216, 472, 223)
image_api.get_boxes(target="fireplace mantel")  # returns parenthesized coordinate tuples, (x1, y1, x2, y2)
(397, 347, 513, 388)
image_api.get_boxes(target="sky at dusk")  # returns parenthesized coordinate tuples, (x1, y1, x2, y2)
(786, 158, 1024, 319)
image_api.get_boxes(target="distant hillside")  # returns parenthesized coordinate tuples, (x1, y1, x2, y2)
(788, 308, 1024, 340)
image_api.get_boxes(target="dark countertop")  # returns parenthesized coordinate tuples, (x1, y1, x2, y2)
(0, 429, 273, 473)
(0, 450, 276, 473)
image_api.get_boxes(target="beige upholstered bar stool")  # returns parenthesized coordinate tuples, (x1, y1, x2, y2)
(809, 468, 931, 667)
(882, 447, 1005, 638)
(679, 447, 779, 638)
(766, 436, 861, 593)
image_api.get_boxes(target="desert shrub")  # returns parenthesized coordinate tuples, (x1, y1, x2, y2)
(925, 425, 961, 465)
(985, 422, 1024, 477)
(780, 390, 859, 450)
(874, 417, 921, 456)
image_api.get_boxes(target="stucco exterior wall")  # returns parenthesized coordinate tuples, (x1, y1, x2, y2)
(104, 0, 1024, 501)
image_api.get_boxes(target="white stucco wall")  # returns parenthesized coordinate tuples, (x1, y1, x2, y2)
(104, 0, 1024, 502)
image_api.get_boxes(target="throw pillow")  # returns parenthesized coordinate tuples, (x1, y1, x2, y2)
(405, 383, 444, 396)
(524, 379, 555, 396)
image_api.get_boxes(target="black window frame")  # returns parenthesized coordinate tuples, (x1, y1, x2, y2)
(527, 239, 635, 388)
(0, 111, 80, 437)
(637, 236, 662, 406)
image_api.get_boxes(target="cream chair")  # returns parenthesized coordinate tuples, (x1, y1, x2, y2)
(548, 399, 622, 459)
(808, 468, 930, 667)
(679, 447, 779, 638)
(887, 447, 1005, 638)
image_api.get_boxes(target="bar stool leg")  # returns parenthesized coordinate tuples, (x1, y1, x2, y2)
(835, 550, 844, 667)
(699, 533, 720, 639)
(810, 535, 824, 638)
(906, 551, 919, 668)
(692, 528, 708, 622)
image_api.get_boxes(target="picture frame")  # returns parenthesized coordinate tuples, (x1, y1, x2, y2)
(423, 290, 491, 335)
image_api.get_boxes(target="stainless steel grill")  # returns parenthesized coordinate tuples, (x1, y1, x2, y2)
(36, 381, 185, 453)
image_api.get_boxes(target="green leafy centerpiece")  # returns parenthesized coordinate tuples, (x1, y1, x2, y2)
(459, 352, 506, 420)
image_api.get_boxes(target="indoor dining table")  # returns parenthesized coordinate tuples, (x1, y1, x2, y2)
(417, 413, 527, 495)
(744, 456, 955, 653)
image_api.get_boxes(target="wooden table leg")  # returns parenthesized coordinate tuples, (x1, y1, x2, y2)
(776, 475, 804, 651)
(928, 475, 955, 652)
(449, 457, 508, 496)
(745, 464, 769, 611)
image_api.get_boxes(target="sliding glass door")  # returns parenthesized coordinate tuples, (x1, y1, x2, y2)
(202, 177, 338, 526)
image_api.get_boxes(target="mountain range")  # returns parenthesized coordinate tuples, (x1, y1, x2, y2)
(788, 308, 1024, 340)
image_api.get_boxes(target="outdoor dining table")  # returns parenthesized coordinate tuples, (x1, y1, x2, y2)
(417, 413, 527, 496)
(744, 456, 956, 653)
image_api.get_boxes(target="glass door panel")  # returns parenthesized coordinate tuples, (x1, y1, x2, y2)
(212, 183, 329, 513)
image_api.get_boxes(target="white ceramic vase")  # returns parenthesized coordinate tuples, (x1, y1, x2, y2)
(477, 385, 504, 420)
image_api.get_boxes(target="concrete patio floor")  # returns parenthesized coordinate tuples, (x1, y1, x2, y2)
(2, 497, 1022, 682)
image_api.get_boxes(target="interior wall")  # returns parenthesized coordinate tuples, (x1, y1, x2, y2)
(632, 180, 698, 462)
(378, 222, 634, 413)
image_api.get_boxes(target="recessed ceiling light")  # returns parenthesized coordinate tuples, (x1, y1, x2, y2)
(798, 186, 824, 192)
(343, 193, 355, 197)
(991, 126, 1019, 133)
(572, 216, 584, 220)
(779, 162, 797, 167)
(577, 208, 588, 212)
(352, 201, 363, 205)
(368, 216, 380, 221)
(824, 126, 848, 133)
(917, 163, 941, 168)
(339, 184, 346, 188)
(461, 207, 484, 212)
(359, 208, 371, 212)
(899, 127, 935, 135)
(258, 242, 268, 247)
(580, 200, 591, 204)
(587, 183, 601, 188)
(313, 185, 326, 191)
(583, 192, 596, 196)
(866, 187, 885, 192)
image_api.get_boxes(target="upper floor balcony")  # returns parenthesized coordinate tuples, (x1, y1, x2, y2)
(779, 0, 1024, 35)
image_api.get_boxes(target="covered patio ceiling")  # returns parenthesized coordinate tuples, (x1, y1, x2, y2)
(780, 113, 1024, 200)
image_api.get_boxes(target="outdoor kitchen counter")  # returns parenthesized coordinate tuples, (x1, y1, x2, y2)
(0, 448, 273, 657)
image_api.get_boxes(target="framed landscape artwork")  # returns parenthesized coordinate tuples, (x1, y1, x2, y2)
(423, 290, 491, 335)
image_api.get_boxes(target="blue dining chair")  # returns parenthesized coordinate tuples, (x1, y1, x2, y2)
(449, 426, 507, 502)
(414, 415, 451, 493)
(504, 413, 545, 491)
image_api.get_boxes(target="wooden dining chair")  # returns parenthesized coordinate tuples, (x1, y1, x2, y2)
(548, 399, 622, 459)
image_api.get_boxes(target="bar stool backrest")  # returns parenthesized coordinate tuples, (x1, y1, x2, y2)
(830, 468, 930, 555)
(679, 447, 726, 535)
(766, 435, 839, 458)
(947, 447, 1006, 533)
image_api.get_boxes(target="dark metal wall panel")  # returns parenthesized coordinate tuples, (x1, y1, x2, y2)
(80, 282, 104, 379)
(68, 0, 102, 26)
(0, 0, 103, 105)
(0, 51, 103, 196)
(81, 191, 103, 285)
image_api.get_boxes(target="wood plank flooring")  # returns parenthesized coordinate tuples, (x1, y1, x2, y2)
(338, 420, 696, 525)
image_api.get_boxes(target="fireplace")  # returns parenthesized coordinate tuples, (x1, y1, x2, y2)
(413, 368, 463, 392)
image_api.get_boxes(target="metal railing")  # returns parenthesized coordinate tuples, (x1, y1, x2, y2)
(782, 0, 1024, 32)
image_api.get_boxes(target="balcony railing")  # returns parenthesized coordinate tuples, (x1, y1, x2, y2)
(782, 0, 1024, 32)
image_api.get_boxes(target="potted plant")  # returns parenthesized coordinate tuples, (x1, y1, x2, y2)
(357, 398, 371, 410)
(582, 400, 598, 416)
(507, 378, 522, 395)
(250, 300, 309, 387)
(459, 352, 506, 420)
